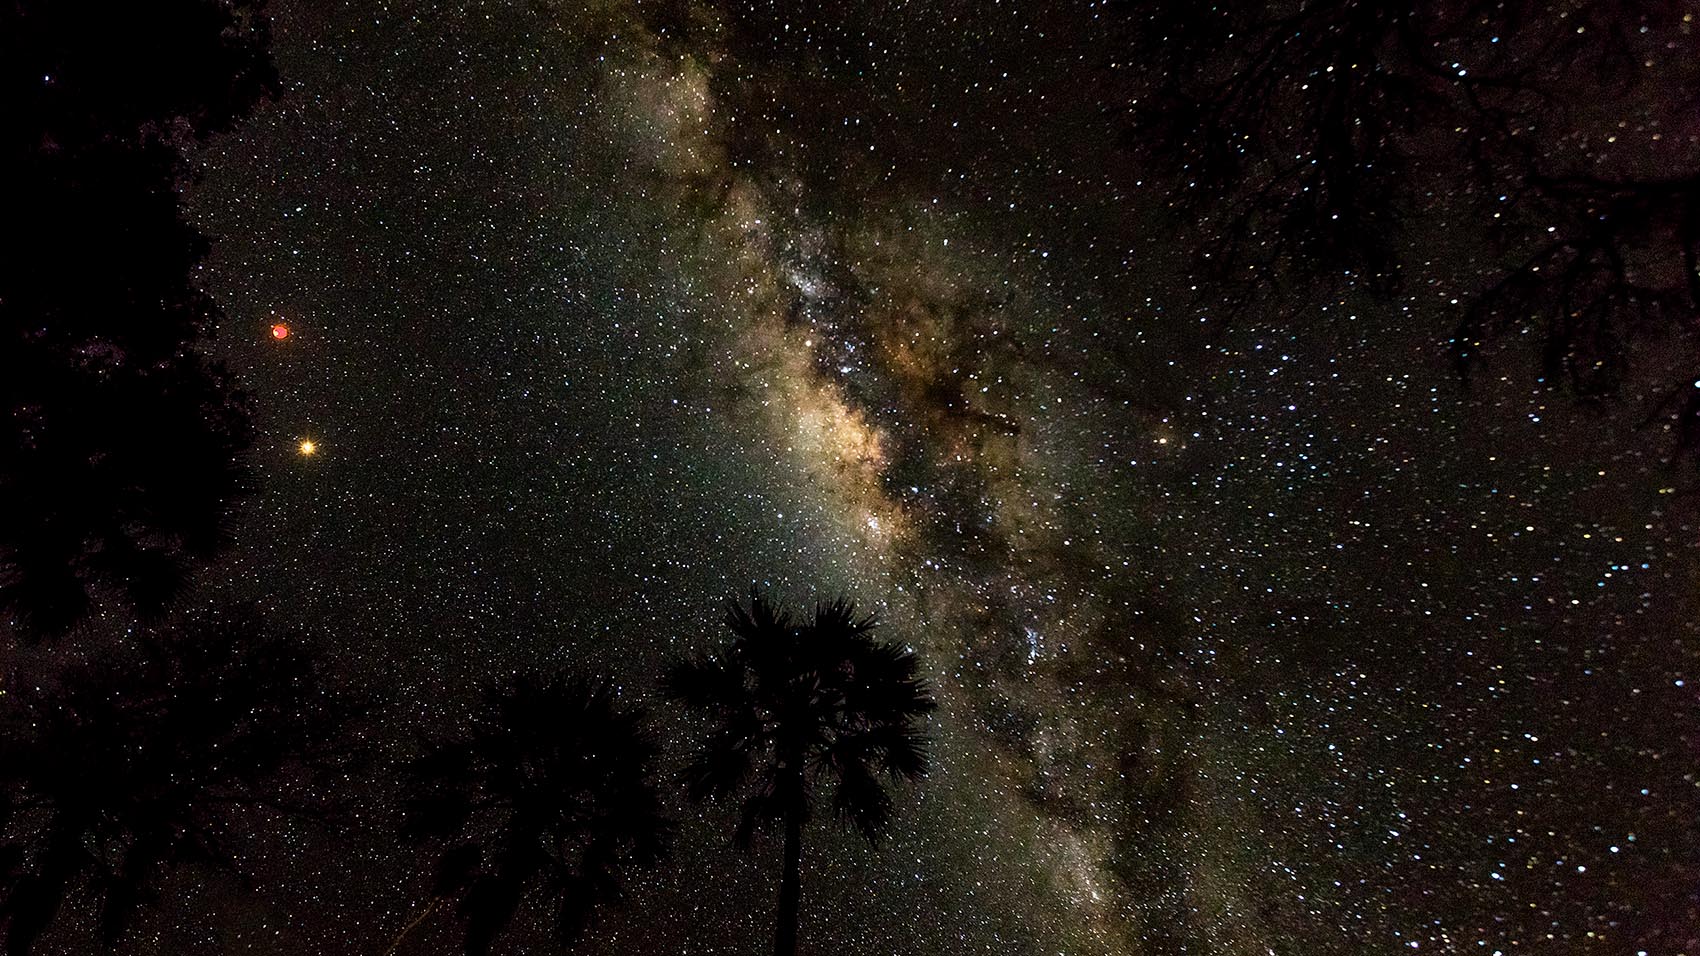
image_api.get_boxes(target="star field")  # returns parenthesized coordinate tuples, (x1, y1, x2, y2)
(141, 1, 1700, 954)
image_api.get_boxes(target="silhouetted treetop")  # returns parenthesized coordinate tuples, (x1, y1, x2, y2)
(404, 675, 672, 956)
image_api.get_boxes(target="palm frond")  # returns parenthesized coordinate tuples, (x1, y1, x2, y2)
(830, 760, 894, 846)
(459, 866, 532, 956)
(682, 727, 756, 803)
(725, 588, 792, 645)
(810, 597, 878, 639)
(663, 654, 746, 714)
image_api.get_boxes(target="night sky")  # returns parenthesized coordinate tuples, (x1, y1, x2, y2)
(100, 0, 1700, 952)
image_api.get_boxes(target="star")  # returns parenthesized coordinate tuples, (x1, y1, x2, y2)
(297, 438, 317, 456)
(272, 323, 290, 340)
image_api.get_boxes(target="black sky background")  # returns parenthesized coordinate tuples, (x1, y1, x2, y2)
(6, 1, 1696, 954)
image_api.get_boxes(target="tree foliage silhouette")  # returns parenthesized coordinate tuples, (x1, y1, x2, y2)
(403, 676, 672, 956)
(0, 607, 352, 955)
(1120, 0, 1700, 448)
(667, 593, 936, 956)
(0, 1, 278, 637)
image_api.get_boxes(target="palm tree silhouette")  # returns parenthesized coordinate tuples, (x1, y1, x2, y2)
(0, 608, 351, 955)
(667, 592, 936, 956)
(402, 676, 672, 956)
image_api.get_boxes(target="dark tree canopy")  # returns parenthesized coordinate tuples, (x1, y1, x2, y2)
(0, 607, 352, 955)
(0, 1, 278, 637)
(403, 676, 672, 956)
(1120, 0, 1700, 447)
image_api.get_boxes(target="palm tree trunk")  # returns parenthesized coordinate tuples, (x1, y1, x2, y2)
(774, 806, 804, 956)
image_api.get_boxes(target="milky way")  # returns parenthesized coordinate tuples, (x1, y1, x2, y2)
(181, 2, 1698, 954)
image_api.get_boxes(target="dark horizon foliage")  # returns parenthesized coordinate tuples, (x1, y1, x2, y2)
(0, 605, 356, 955)
(1117, 0, 1700, 449)
(0, 0, 279, 638)
(402, 675, 673, 956)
